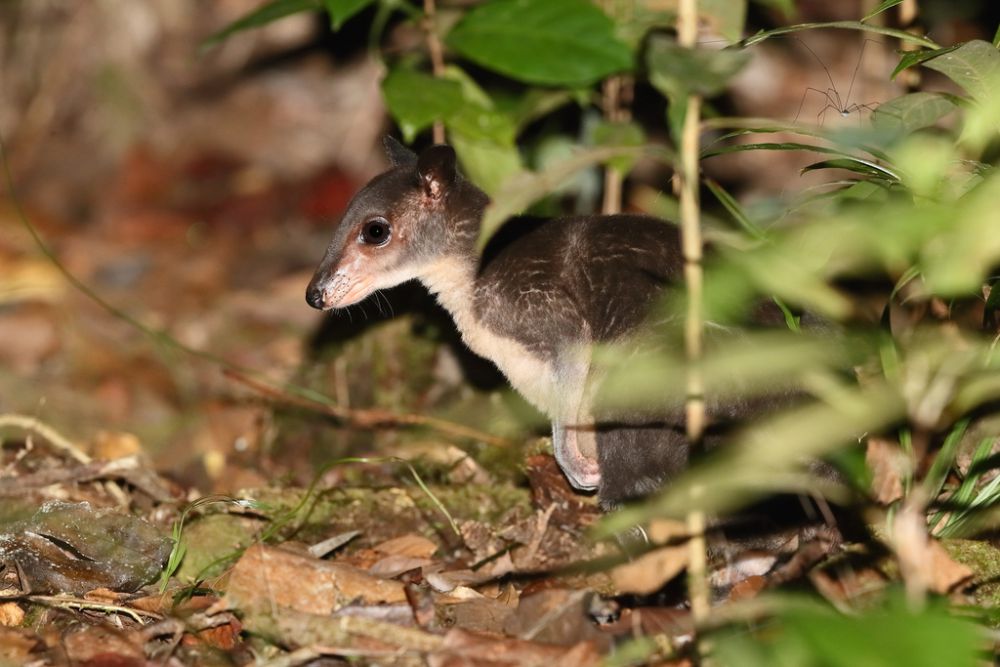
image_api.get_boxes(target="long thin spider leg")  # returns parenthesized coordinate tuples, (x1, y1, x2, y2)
(795, 87, 838, 123)
(817, 102, 838, 127)
(794, 37, 839, 97)
(844, 39, 869, 109)
(827, 87, 845, 114)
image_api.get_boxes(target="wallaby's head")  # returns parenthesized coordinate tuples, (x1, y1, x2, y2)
(306, 137, 487, 310)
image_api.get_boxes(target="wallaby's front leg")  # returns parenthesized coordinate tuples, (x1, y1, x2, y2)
(552, 349, 600, 491)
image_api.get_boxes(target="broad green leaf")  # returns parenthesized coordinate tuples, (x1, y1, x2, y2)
(700, 0, 748, 44)
(616, 3, 674, 50)
(890, 134, 955, 198)
(891, 44, 961, 79)
(446, 105, 517, 145)
(438, 66, 524, 194)
(862, 0, 903, 22)
(204, 0, 319, 47)
(714, 596, 983, 667)
(742, 21, 939, 49)
(922, 171, 1000, 294)
(445, 0, 632, 87)
(450, 135, 524, 199)
(321, 0, 374, 30)
(589, 120, 645, 174)
(381, 67, 464, 142)
(646, 35, 751, 101)
(871, 92, 958, 134)
(921, 40, 1000, 105)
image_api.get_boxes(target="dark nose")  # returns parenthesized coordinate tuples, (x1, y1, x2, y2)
(306, 283, 325, 309)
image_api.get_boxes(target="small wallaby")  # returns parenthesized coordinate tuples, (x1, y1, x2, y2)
(305, 137, 788, 513)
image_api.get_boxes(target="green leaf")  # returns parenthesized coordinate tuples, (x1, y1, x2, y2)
(381, 67, 464, 142)
(450, 135, 524, 199)
(204, 0, 319, 47)
(891, 44, 961, 79)
(445, 0, 632, 87)
(871, 92, 958, 134)
(801, 158, 900, 181)
(921, 40, 1000, 105)
(321, 0, 374, 30)
(742, 21, 940, 49)
(705, 179, 765, 239)
(715, 596, 983, 667)
(700, 0, 748, 44)
(862, 0, 903, 22)
(703, 142, 899, 182)
(646, 35, 751, 102)
(438, 67, 524, 194)
(589, 120, 645, 174)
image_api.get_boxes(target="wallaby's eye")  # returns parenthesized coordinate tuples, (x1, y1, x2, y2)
(360, 218, 391, 246)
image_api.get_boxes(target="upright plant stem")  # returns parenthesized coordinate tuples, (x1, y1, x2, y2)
(677, 0, 710, 631)
(423, 0, 446, 144)
(599, 0, 634, 215)
(601, 76, 625, 214)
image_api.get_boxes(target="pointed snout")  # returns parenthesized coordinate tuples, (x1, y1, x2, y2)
(305, 282, 325, 309)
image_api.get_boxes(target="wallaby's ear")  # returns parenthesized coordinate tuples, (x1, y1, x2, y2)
(383, 135, 418, 168)
(417, 145, 456, 200)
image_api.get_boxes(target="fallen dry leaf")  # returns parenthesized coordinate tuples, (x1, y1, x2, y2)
(611, 543, 689, 595)
(431, 627, 602, 667)
(503, 589, 611, 651)
(0, 602, 24, 627)
(0, 627, 44, 663)
(0, 499, 171, 595)
(225, 544, 407, 616)
(374, 533, 439, 559)
(890, 494, 971, 596)
(610, 521, 688, 597)
(928, 539, 974, 594)
(369, 554, 435, 578)
(866, 437, 908, 505)
(63, 625, 145, 665)
(437, 595, 517, 634)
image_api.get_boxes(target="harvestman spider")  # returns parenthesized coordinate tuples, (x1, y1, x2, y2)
(792, 37, 882, 126)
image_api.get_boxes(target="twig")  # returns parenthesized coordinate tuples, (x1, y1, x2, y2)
(423, 0, 446, 144)
(0, 413, 90, 464)
(223, 368, 512, 448)
(6, 593, 163, 624)
(677, 0, 711, 639)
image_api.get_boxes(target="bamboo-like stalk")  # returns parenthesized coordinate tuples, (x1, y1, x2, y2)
(601, 76, 625, 215)
(423, 0, 446, 144)
(677, 0, 710, 630)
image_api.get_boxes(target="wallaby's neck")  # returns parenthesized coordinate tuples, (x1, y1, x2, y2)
(417, 182, 489, 330)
